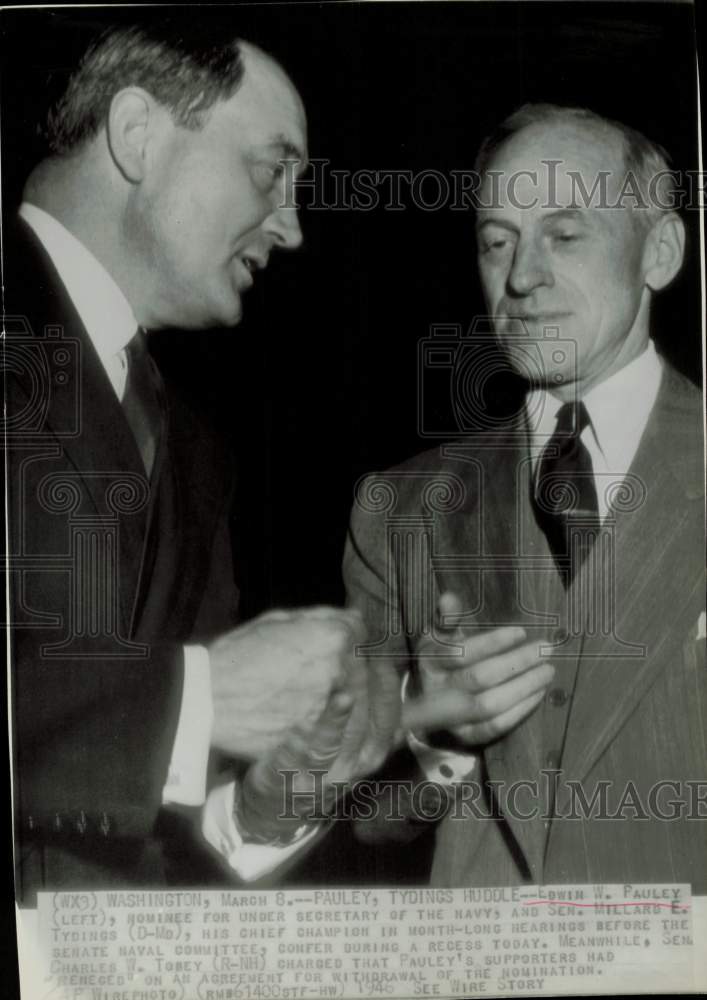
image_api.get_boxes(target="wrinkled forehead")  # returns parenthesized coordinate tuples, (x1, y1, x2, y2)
(479, 121, 628, 210)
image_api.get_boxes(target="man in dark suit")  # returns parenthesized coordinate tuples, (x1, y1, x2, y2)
(4, 21, 386, 902)
(344, 105, 706, 890)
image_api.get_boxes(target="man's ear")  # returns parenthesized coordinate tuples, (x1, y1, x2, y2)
(106, 88, 160, 183)
(643, 212, 686, 292)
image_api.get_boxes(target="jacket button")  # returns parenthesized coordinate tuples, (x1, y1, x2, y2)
(548, 688, 569, 707)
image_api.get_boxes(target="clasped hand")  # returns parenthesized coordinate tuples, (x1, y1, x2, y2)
(208, 592, 554, 843)
(208, 606, 401, 841)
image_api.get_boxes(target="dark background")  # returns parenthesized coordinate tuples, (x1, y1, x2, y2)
(1, 1, 701, 614)
(1, 1, 702, 888)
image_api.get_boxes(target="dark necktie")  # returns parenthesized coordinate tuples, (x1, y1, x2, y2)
(532, 400, 599, 584)
(122, 329, 163, 477)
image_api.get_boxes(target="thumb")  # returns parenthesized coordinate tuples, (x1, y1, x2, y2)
(305, 689, 355, 768)
(437, 590, 465, 631)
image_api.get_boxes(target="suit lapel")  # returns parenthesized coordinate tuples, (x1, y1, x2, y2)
(556, 367, 705, 807)
(484, 430, 557, 879)
(432, 366, 702, 881)
(442, 423, 556, 879)
(6, 219, 153, 636)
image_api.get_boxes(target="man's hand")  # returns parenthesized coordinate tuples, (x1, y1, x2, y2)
(207, 607, 366, 760)
(402, 592, 554, 746)
(237, 687, 360, 843)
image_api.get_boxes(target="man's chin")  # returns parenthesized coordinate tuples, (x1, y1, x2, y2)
(220, 289, 244, 329)
(147, 293, 244, 331)
(197, 294, 244, 331)
(499, 340, 578, 388)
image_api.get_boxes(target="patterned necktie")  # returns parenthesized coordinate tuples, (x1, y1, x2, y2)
(532, 400, 599, 584)
(122, 328, 163, 477)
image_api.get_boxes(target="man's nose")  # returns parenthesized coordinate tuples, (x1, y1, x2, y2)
(264, 203, 304, 251)
(506, 237, 553, 296)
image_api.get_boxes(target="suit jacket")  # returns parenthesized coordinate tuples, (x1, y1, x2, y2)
(4, 218, 240, 901)
(343, 362, 707, 890)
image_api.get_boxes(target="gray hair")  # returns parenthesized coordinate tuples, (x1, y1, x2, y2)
(474, 103, 677, 230)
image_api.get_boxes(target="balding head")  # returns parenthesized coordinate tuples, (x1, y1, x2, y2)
(475, 103, 677, 234)
(474, 105, 685, 396)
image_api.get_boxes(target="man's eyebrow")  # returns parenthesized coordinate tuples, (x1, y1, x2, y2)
(476, 218, 519, 234)
(543, 208, 589, 223)
(268, 135, 308, 169)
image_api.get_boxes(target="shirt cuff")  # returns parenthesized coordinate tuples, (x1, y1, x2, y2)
(401, 672, 477, 784)
(202, 781, 319, 880)
(162, 644, 213, 806)
(407, 728, 478, 784)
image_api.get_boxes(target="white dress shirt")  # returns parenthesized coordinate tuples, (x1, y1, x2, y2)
(412, 342, 664, 785)
(20, 203, 310, 878)
(526, 342, 663, 518)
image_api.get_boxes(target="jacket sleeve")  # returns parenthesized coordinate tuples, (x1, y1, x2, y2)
(342, 473, 411, 665)
(10, 611, 185, 844)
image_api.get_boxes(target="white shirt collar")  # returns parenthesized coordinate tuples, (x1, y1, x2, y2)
(526, 341, 663, 476)
(19, 202, 137, 367)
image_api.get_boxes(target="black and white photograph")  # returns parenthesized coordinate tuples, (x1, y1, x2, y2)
(2, 2, 704, 997)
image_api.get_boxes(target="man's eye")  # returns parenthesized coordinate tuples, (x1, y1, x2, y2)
(482, 238, 511, 254)
(254, 162, 284, 188)
(552, 231, 580, 244)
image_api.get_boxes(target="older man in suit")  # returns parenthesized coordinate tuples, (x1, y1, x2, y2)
(4, 20, 391, 902)
(344, 104, 706, 890)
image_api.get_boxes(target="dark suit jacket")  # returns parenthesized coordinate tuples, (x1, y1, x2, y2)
(4, 218, 240, 901)
(343, 362, 707, 890)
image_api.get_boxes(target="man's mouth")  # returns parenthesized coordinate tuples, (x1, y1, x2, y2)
(236, 253, 268, 289)
(505, 312, 572, 323)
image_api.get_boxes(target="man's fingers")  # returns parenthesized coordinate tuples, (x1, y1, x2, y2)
(299, 605, 366, 634)
(297, 689, 354, 766)
(284, 688, 359, 788)
(401, 688, 470, 733)
(455, 640, 546, 691)
(401, 661, 553, 733)
(453, 689, 547, 745)
(257, 605, 367, 648)
(300, 606, 368, 660)
(261, 604, 355, 621)
(255, 609, 293, 623)
(460, 662, 554, 720)
(418, 625, 528, 671)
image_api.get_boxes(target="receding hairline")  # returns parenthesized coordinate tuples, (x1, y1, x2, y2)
(229, 40, 307, 164)
(474, 104, 675, 233)
(238, 40, 303, 103)
(481, 115, 628, 174)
